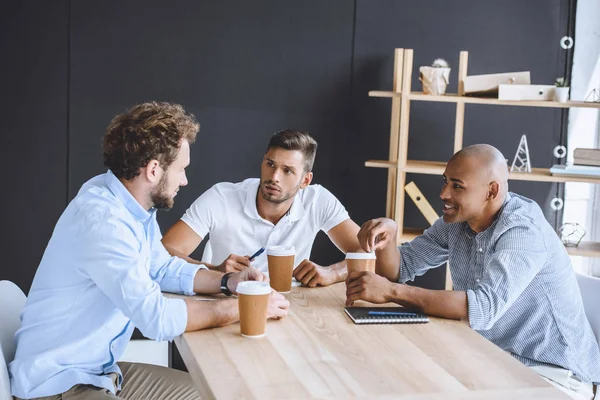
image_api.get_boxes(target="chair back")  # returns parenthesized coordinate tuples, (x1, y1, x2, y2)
(0, 280, 27, 400)
(575, 273, 600, 347)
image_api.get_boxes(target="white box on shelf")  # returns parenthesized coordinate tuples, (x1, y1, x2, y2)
(463, 71, 530, 95)
(498, 84, 555, 101)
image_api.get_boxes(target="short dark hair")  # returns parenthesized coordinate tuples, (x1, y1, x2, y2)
(103, 102, 199, 180)
(267, 129, 317, 172)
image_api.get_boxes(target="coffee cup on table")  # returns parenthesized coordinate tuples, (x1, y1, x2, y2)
(267, 246, 295, 293)
(346, 252, 376, 275)
(237, 281, 272, 338)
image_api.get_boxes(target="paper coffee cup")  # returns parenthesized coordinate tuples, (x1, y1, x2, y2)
(346, 252, 376, 274)
(267, 246, 295, 293)
(237, 281, 272, 338)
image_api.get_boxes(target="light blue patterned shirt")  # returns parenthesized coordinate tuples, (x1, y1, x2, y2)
(399, 192, 600, 384)
(10, 170, 204, 398)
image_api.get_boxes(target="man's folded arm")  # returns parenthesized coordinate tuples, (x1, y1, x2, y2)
(80, 219, 190, 341)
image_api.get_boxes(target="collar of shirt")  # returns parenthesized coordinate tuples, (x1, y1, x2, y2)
(243, 179, 305, 224)
(464, 192, 513, 239)
(104, 169, 156, 224)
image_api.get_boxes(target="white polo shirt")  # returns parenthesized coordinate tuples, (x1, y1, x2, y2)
(180, 178, 350, 274)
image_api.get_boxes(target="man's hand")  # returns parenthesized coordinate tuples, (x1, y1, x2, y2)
(267, 292, 290, 320)
(293, 259, 339, 287)
(357, 218, 398, 253)
(217, 254, 251, 273)
(345, 271, 394, 306)
(227, 266, 267, 294)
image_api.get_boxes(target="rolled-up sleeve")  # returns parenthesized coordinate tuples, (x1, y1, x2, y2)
(399, 218, 450, 283)
(467, 224, 547, 330)
(78, 217, 191, 341)
(150, 225, 205, 295)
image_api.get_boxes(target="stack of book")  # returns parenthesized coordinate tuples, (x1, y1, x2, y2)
(574, 148, 600, 166)
(550, 148, 600, 178)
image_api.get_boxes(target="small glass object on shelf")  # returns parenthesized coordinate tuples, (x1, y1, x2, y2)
(558, 222, 586, 247)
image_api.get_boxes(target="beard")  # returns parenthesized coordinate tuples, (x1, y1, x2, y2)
(150, 174, 175, 210)
(260, 179, 301, 205)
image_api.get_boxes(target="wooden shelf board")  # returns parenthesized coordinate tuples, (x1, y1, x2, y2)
(565, 242, 600, 257)
(397, 228, 600, 257)
(365, 160, 397, 169)
(368, 91, 600, 109)
(365, 159, 600, 184)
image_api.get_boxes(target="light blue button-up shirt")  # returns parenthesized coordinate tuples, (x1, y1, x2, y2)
(399, 192, 600, 385)
(9, 171, 203, 399)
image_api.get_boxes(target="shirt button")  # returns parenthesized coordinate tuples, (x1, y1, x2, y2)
(476, 278, 480, 283)
(478, 248, 483, 252)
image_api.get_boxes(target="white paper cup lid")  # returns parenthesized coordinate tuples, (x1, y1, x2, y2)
(236, 281, 272, 295)
(267, 245, 296, 256)
(345, 252, 376, 260)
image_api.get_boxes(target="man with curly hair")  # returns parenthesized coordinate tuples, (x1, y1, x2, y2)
(10, 102, 289, 400)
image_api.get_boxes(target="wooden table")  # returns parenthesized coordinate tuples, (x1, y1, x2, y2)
(173, 283, 567, 399)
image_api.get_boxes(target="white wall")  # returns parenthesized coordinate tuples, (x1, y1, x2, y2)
(565, 0, 600, 275)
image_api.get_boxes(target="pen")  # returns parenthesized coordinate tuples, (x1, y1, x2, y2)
(367, 311, 419, 317)
(248, 247, 265, 262)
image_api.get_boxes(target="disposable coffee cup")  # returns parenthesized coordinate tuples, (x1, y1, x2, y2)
(237, 281, 272, 338)
(346, 252, 376, 274)
(267, 246, 295, 293)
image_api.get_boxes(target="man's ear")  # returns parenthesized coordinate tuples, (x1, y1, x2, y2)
(301, 171, 313, 189)
(144, 160, 162, 184)
(488, 181, 500, 200)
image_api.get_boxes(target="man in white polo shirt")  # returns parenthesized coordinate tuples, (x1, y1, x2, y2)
(162, 129, 362, 287)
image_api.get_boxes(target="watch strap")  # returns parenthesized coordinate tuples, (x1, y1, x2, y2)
(220, 272, 234, 296)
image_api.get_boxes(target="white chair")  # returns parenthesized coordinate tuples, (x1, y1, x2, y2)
(575, 273, 600, 347)
(119, 340, 169, 367)
(0, 280, 27, 400)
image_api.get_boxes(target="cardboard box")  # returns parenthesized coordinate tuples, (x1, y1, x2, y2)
(463, 71, 530, 96)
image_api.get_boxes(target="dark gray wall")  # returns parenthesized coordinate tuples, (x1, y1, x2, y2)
(0, 1, 69, 291)
(1, 0, 572, 293)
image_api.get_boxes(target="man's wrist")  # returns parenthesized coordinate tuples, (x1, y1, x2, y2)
(386, 281, 402, 303)
(220, 272, 234, 296)
(210, 298, 240, 327)
(333, 263, 348, 283)
(226, 272, 238, 294)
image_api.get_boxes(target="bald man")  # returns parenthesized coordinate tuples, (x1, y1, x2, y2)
(348, 144, 599, 399)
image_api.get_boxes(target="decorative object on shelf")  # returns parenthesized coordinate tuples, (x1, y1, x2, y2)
(558, 222, 586, 247)
(554, 77, 570, 103)
(550, 197, 564, 211)
(584, 88, 600, 103)
(419, 58, 450, 95)
(510, 135, 532, 173)
(553, 145, 567, 159)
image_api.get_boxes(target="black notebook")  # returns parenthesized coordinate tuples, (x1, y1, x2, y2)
(344, 307, 429, 324)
